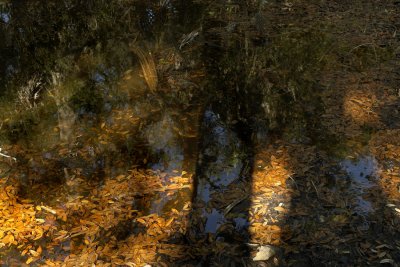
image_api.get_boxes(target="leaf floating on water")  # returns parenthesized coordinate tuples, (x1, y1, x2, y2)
(40, 205, 57, 214)
(26, 257, 37, 264)
(377, 251, 386, 258)
(380, 259, 394, 264)
(35, 218, 45, 224)
(171, 208, 179, 214)
(332, 214, 348, 223)
(2, 234, 14, 245)
(165, 217, 174, 227)
(45, 260, 57, 266)
(274, 206, 285, 212)
(29, 249, 40, 257)
(376, 244, 391, 249)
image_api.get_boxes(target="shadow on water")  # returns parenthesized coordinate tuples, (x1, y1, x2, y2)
(175, 1, 400, 266)
(280, 28, 400, 267)
(184, 104, 256, 265)
(282, 118, 400, 265)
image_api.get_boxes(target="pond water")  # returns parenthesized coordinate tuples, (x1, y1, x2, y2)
(341, 155, 379, 215)
(0, 0, 399, 265)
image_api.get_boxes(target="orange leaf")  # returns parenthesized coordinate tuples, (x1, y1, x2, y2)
(274, 206, 286, 212)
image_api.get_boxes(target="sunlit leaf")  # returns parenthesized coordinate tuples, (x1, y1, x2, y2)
(26, 257, 36, 264)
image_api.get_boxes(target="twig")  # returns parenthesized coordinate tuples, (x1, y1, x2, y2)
(0, 148, 16, 161)
(224, 195, 248, 215)
(40, 205, 57, 215)
(288, 175, 298, 190)
(348, 43, 378, 62)
(311, 180, 320, 199)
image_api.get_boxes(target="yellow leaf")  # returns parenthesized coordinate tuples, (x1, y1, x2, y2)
(274, 206, 286, 212)
(332, 214, 347, 223)
(21, 249, 29, 256)
(26, 257, 36, 264)
(40, 205, 57, 214)
(45, 260, 56, 266)
(171, 208, 179, 214)
(2, 234, 14, 244)
(33, 229, 43, 240)
(116, 174, 125, 181)
(36, 218, 45, 224)
(136, 218, 146, 224)
(165, 217, 174, 227)
(30, 249, 40, 257)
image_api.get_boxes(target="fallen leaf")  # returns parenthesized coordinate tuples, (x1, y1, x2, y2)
(380, 259, 394, 264)
(274, 206, 285, 212)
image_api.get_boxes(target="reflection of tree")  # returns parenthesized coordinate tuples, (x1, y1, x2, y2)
(49, 73, 77, 143)
(1, 0, 206, 93)
(0, 0, 206, 143)
(0, 1, 206, 264)
(1, 1, 145, 101)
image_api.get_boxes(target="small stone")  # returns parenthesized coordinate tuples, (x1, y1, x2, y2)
(253, 245, 276, 261)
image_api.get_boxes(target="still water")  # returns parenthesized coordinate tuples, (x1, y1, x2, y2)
(0, 0, 399, 266)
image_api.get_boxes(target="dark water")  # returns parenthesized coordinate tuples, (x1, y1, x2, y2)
(1, 0, 399, 265)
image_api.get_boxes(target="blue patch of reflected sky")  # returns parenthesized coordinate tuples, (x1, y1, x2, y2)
(1, 12, 10, 23)
(204, 208, 225, 233)
(341, 155, 379, 215)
